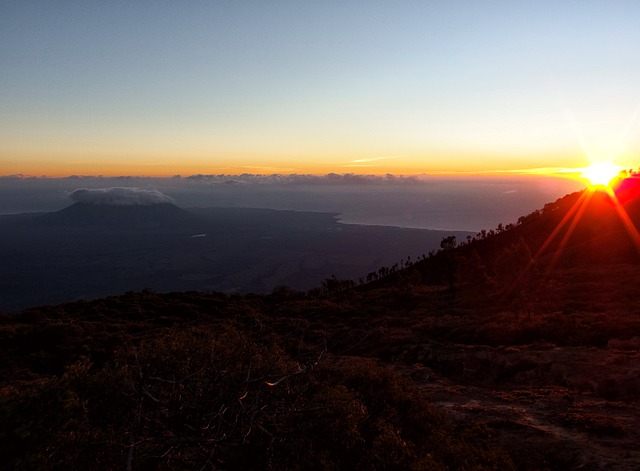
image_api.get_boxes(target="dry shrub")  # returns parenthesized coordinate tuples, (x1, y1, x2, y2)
(560, 411, 626, 437)
(1, 326, 514, 470)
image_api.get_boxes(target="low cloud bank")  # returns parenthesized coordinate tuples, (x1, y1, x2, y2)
(180, 173, 422, 185)
(69, 187, 174, 206)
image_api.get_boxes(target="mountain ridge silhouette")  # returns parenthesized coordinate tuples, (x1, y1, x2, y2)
(35, 201, 197, 228)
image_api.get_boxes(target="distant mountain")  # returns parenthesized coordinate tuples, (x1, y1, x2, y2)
(35, 202, 198, 229)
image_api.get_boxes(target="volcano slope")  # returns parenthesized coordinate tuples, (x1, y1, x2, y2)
(2, 179, 640, 470)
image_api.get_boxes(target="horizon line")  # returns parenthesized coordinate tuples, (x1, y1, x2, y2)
(1, 167, 589, 180)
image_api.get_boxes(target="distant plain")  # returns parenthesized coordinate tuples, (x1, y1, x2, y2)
(0, 203, 473, 312)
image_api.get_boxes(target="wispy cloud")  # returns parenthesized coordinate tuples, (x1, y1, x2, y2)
(69, 187, 174, 206)
(344, 156, 397, 167)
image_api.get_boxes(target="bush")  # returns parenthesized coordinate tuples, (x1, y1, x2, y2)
(1, 325, 513, 470)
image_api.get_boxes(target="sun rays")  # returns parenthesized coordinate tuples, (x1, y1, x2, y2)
(534, 177, 640, 277)
(580, 162, 623, 188)
(503, 173, 640, 301)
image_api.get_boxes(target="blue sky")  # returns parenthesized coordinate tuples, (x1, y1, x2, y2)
(2, 1, 640, 176)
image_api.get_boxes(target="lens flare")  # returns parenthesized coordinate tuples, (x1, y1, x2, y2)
(580, 162, 623, 188)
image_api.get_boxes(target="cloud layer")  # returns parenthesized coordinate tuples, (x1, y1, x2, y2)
(69, 187, 174, 206)
(179, 173, 422, 185)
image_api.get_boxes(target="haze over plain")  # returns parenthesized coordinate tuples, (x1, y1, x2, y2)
(0, 174, 583, 232)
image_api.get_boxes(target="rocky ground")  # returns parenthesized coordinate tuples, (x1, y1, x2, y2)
(396, 345, 640, 471)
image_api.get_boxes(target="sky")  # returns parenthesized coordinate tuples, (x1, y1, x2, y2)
(2, 1, 640, 177)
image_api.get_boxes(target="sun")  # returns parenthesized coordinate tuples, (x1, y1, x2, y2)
(580, 161, 623, 189)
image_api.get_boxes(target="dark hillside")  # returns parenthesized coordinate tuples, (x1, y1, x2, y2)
(375, 176, 640, 293)
(2, 178, 640, 469)
(36, 201, 198, 229)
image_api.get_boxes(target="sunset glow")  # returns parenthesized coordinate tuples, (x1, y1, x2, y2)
(1, 3, 639, 178)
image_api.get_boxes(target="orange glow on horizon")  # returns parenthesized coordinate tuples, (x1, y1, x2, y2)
(0, 154, 596, 180)
(1, 140, 597, 178)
